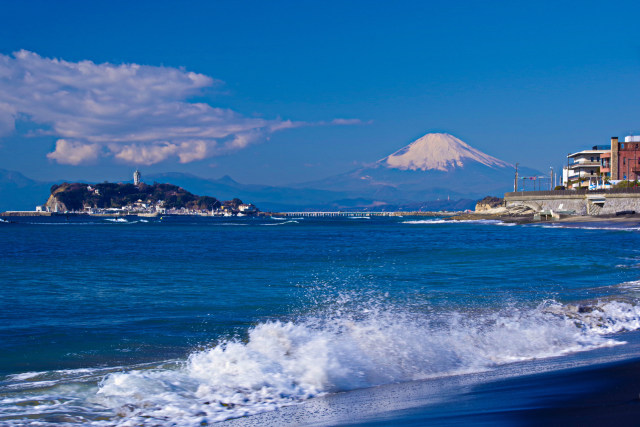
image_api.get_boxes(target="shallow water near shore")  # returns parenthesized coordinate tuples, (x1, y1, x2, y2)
(2, 215, 640, 425)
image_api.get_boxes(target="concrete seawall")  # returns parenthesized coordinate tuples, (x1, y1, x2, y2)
(0, 211, 54, 217)
(504, 190, 640, 216)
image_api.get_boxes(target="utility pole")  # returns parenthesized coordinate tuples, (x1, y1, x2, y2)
(514, 163, 519, 192)
(567, 154, 571, 189)
(550, 167, 554, 191)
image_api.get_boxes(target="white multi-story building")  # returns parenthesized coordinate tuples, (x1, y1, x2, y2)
(563, 147, 609, 189)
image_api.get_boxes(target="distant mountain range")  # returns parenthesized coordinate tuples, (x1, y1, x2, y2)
(0, 133, 539, 212)
(0, 169, 55, 212)
(143, 172, 353, 211)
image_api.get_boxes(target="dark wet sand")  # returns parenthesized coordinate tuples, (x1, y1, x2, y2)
(355, 358, 640, 426)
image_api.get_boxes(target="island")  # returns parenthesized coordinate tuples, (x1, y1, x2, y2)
(34, 181, 259, 217)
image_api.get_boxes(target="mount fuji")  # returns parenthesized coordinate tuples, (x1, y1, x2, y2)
(381, 133, 512, 172)
(295, 133, 539, 203)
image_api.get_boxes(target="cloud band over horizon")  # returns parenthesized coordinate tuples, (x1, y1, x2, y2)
(0, 50, 365, 166)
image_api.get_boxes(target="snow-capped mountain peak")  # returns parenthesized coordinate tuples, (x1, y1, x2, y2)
(379, 133, 512, 172)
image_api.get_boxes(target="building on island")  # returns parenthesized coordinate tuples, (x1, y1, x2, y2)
(237, 203, 258, 216)
(134, 169, 142, 185)
(563, 136, 640, 189)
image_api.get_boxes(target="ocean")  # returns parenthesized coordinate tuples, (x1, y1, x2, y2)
(2, 215, 640, 425)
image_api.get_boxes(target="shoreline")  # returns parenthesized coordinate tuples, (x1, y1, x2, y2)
(450, 211, 640, 226)
(4, 210, 640, 227)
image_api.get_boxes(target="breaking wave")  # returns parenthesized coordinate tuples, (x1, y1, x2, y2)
(91, 299, 640, 425)
(4, 298, 640, 425)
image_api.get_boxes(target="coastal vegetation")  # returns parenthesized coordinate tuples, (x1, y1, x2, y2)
(613, 180, 640, 189)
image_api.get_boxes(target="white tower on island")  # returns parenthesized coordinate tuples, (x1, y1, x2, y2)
(133, 169, 141, 185)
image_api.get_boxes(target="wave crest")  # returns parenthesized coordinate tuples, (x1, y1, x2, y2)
(92, 299, 638, 425)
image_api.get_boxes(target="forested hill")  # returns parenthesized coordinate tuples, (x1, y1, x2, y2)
(45, 182, 230, 211)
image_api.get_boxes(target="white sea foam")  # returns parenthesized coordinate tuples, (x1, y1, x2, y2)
(4, 299, 640, 426)
(6, 372, 41, 381)
(402, 219, 450, 224)
(613, 280, 640, 292)
(261, 220, 298, 226)
(26, 222, 105, 225)
(402, 219, 507, 225)
(105, 218, 128, 223)
(533, 223, 640, 232)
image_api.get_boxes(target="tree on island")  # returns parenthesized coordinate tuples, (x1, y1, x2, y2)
(224, 198, 244, 209)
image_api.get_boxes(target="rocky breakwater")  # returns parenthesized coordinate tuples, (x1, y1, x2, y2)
(474, 196, 504, 212)
(450, 196, 536, 222)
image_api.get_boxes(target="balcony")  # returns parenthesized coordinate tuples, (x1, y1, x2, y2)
(569, 161, 600, 168)
(567, 171, 599, 179)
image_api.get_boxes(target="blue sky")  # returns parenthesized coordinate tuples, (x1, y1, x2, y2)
(1, 0, 640, 184)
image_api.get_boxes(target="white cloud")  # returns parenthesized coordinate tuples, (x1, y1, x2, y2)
(110, 142, 178, 165)
(0, 102, 16, 136)
(176, 140, 209, 163)
(330, 118, 369, 125)
(46, 139, 100, 165)
(0, 50, 315, 165)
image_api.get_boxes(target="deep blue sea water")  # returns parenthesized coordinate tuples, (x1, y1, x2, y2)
(2, 215, 640, 425)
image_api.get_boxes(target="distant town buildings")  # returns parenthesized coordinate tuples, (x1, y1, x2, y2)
(238, 203, 258, 216)
(563, 136, 640, 189)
